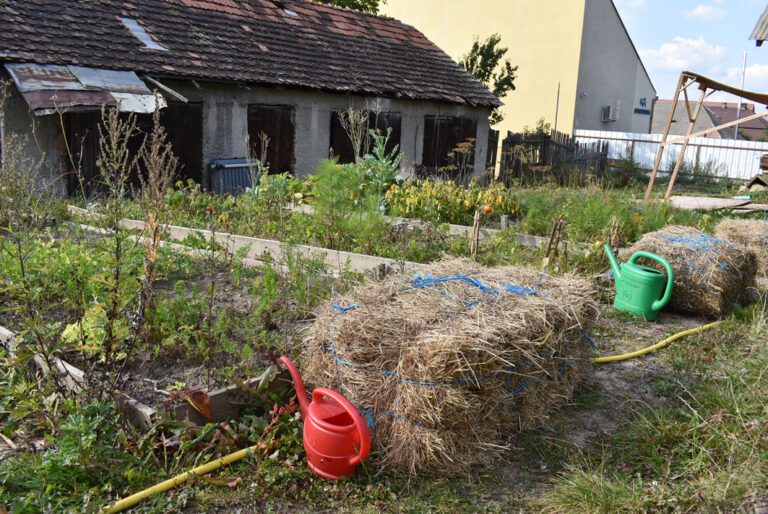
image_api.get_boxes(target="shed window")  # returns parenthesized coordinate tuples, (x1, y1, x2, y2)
(66, 103, 203, 197)
(330, 111, 401, 164)
(247, 105, 295, 174)
(422, 116, 477, 170)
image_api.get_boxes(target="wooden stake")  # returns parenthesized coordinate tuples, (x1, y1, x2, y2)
(645, 73, 687, 201)
(665, 87, 708, 199)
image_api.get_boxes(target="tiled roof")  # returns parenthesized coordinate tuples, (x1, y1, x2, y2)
(0, 0, 501, 108)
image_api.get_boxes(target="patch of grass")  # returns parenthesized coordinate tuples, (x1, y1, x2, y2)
(548, 314, 768, 512)
(538, 460, 641, 513)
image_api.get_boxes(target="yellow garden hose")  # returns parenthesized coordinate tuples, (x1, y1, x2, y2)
(101, 444, 261, 513)
(591, 321, 722, 364)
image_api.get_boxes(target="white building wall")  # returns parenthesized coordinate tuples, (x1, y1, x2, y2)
(572, 0, 656, 133)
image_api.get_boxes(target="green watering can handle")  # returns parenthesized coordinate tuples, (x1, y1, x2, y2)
(628, 251, 675, 312)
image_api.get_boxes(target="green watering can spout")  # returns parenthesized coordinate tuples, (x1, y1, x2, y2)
(604, 244, 621, 281)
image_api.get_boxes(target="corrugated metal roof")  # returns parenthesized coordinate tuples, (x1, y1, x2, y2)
(3, 63, 165, 115)
(749, 5, 768, 46)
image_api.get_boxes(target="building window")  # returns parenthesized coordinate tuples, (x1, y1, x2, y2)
(247, 105, 296, 173)
(66, 103, 204, 197)
(330, 111, 401, 164)
(160, 102, 204, 185)
(422, 116, 477, 170)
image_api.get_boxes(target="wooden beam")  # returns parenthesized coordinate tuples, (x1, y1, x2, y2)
(683, 87, 693, 122)
(663, 110, 768, 145)
(645, 73, 687, 200)
(665, 87, 708, 199)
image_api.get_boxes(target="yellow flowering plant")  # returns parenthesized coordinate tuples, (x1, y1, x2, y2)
(385, 180, 519, 226)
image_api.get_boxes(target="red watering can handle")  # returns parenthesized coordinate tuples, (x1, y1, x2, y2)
(312, 388, 371, 466)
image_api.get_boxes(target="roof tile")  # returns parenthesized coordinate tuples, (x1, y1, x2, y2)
(0, 0, 500, 107)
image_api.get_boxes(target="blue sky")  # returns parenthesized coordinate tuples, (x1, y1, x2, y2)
(616, 0, 768, 106)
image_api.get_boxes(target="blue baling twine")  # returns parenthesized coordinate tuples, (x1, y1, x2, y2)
(322, 274, 596, 430)
(640, 233, 732, 286)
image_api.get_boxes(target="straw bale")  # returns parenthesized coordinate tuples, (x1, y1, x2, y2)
(301, 258, 597, 474)
(621, 225, 759, 318)
(715, 218, 768, 275)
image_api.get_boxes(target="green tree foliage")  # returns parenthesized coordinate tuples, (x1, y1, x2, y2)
(315, 0, 385, 13)
(459, 34, 518, 126)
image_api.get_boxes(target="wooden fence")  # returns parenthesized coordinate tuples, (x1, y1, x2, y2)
(498, 130, 608, 178)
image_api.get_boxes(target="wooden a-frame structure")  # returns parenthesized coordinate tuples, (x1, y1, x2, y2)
(644, 71, 768, 201)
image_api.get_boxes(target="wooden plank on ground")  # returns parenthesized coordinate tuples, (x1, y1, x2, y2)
(668, 196, 751, 210)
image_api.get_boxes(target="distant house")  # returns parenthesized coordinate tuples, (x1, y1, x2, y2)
(651, 100, 768, 140)
(0, 0, 500, 196)
(381, 0, 657, 136)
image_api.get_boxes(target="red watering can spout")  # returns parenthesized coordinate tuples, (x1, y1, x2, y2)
(279, 355, 310, 418)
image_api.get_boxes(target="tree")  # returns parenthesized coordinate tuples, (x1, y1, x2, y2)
(459, 34, 518, 126)
(315, 0, 386, 14)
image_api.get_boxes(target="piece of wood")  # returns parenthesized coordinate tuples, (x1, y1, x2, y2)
(172, 367, 288, 425)
(32, 354, 85, 394)
(667, 196, 752, 210)
(646, 73, 687, 200)
(665, 88, 708, 200)
(680, 71, 768, 107)
(664, 110, 768, 146)
(0, 432, 18, 451)
(733, 202, 768, 212)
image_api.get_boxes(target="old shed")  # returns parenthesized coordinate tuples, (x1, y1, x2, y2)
(0, 0, 500, 195)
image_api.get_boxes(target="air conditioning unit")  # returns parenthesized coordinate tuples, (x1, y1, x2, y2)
(601, 105, 617, 122)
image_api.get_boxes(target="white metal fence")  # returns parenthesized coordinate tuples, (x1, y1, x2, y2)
(574, 129, 768, 181)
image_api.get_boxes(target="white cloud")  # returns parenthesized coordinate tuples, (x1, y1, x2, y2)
(614, 0, 647, 22)
(683, 5, 727, 21)
(639, 36, 726, 73)
(724, 63, 768, 90)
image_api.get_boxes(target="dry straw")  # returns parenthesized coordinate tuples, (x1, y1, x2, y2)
(301, 258, 597, 474)
(715, 218, 768, 275)
(621, 225, 759, 318)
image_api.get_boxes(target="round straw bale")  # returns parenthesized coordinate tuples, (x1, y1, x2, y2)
(620, 225, 759, 318)
(715, 218, 768, 275)
(300, 258, 598, 474)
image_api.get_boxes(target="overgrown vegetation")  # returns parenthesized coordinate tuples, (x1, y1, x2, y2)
(1, 81, 767, 510)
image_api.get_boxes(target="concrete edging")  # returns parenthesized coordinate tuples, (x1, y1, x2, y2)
(67, 205, 427, 275)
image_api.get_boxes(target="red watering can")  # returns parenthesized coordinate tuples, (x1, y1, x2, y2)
(279, 356, 370, 480)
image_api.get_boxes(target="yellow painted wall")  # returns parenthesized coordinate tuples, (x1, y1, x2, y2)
(380, 0, 587, 135)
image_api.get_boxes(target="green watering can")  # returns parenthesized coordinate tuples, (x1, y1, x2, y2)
(604, 245, 674, 321)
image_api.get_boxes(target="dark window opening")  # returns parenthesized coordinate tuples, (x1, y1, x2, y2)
(66, 102, 203, 197)
(161, 102, 203, 185)
(329, 111, 401, 164)
(422, 116, 477, 171)
(247, 105, 295, 174)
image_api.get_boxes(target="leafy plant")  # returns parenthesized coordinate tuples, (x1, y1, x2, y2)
(0, 400, 148, 511)
(386, 180, 519, 225)
(310, 159, 360, 249)
(359, 127, 402, 199)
